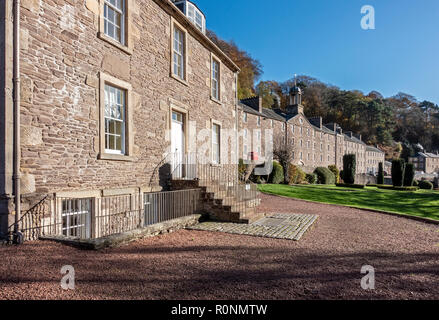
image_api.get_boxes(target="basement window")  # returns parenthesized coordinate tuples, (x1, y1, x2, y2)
(61, 198, 92, 239)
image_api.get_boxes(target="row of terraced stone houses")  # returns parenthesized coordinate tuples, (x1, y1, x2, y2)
(237, 94, 385, 176)
(0, 0, 384, 241)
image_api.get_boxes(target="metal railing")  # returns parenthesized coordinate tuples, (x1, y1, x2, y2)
(144, 189, 201, 226)
(170, 152, 260, 218)
(12, 189, 202, 242)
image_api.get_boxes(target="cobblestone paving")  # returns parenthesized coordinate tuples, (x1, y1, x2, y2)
(188, 214, 318, 241)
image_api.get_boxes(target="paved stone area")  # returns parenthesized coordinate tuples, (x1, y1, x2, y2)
(188, 214, 318, 241)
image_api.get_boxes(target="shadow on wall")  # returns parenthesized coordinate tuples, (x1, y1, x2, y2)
(159, 163, 172, 190)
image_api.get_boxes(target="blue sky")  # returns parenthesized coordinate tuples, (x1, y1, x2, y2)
(196, 0, 439, 104)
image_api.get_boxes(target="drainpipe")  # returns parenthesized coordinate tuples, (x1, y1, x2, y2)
(235, 72, 239, 170)
(13, 0, 21, 243)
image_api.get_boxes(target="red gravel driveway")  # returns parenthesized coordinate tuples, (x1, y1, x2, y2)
(1, 193, 438, 300)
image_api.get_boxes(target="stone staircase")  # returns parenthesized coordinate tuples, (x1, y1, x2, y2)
(170, 179, 264, 224)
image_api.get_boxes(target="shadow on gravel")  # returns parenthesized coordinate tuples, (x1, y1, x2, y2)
(2, 242, 438, 300)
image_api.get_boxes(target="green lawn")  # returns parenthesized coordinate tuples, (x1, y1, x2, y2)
(258, 184, 439, 221)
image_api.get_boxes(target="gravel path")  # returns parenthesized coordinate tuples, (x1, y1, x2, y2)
(1, 193, 438, 300)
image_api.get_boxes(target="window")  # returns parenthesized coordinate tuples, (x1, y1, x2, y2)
(291, 125, 295, 133)
(243, 144, 248, 158)
(300, 152, 303, 160)
(243, 128, 248, 138)
(270, 120, 273, 127)
(105, 84, 126, 154)
(243, 113, 247, 123)
(99, 72, 132, 161)
(61, 198, 92, 238)
(282, 123, 285, 131)
(186, 1, 206, 33)
(173, 25, 185, 80)
(212, 123, 220, 164)
(257, 117, 261, 126)
(104, 0, 126, 45)
(211, 58, 220, 100)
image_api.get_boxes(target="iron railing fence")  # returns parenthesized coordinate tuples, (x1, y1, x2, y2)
(170, 152, 260, 217)
(95, 194, 144, 239)
(144, 189, 201, 226)
(14, 189, 202, 242)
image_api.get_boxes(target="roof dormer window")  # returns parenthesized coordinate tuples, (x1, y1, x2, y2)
(172, 1, 206, 34)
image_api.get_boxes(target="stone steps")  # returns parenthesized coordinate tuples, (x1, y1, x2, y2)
(171, 179, 262, 224)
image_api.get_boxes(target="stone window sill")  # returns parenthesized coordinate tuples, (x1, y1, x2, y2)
(170, 73, 189, 87)
(98, 32, 133, 55)
(98, 153, 134, 162)
(210, 96, 222, 106)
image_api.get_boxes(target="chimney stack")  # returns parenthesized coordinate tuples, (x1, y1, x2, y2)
(240, 96, 263, 114)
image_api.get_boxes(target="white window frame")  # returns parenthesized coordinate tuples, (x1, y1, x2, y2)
(211, 54, 221, 102)
(212, 122, 221, 164)
(104, 84, 126, 155)
(170, 19, 188, 84)
(99, 72, 133, 161)
(60, 198, 93, 239)
(103, 0, 126, 45)
(185, 1, 206, 33)
(173, 26, 185, 80)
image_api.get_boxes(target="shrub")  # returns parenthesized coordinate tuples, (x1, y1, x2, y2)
(403, 163, 415, 187)
(288, 164, 306, 185)
(269, 162, 284, 184)
(343, 154, 356, 184)
(418, 180, 434, 190)
(328, 165, 340, 184)
(413, 180, 419, 187)
(238, 158, 247, 179)
(377, 162, 384, 185)
(314, 167, 336, 185)
(391, 159, 406, 187)
(306, 173, 317, 185)
(339, 170, 344, 182)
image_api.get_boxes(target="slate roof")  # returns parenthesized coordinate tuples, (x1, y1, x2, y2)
(366, 145, 384, 153)
(417, 152, 439, 158)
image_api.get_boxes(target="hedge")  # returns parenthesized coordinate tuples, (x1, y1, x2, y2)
(377, 185, 418, 191)
(314, 167, 336, 185)
(343, 154, 356, 184)
(336, 183, 365, 189)
(418, 180, 434, 190)
(377, 162, 384, 185)
(269, 162, 284, 184)
(391, 159, 406, 187)
(404, 163, 415, 187)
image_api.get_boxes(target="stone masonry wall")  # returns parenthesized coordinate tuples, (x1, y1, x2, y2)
(17, 0, 237, 198)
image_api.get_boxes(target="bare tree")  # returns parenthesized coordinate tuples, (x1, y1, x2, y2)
(273, 132, 295, 184)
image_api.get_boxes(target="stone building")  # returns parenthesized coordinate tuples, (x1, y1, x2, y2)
(409, 152, 439, 174)
(0, 0, 262, 240)
(238, 86, 384, 176)
(365, 146, 385, 175)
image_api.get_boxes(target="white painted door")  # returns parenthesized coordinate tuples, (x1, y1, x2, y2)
(171, 111, 185, 177)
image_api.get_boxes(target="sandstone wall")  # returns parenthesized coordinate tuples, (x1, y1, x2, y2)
(17, 0, 237, 198)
